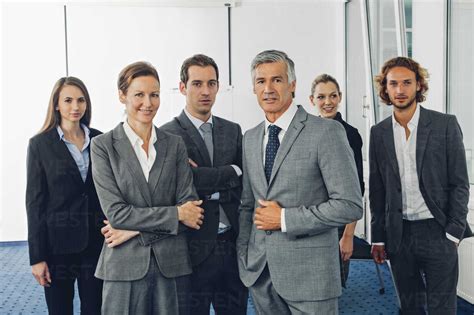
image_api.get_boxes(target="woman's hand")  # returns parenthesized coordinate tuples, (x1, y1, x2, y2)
(339, 234, 354, 261)
(102, 220, 139, 248)
(31, 261, 51, 287)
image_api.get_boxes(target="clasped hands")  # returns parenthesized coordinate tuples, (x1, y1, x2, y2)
(254, 199, 282, 231)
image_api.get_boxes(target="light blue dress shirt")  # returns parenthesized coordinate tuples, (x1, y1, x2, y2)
(57, 124, 91, 183)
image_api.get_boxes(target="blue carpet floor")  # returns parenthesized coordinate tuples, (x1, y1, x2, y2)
(0, 242, 472, 314)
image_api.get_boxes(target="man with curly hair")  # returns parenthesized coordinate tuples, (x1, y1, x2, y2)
(369, 56, 472, 314)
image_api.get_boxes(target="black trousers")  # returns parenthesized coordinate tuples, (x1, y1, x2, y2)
(390, 219, 458, 315)
(44, 244, 102, 315)
(189, 234, 248, 315)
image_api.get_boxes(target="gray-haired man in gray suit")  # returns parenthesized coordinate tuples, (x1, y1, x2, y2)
(236, 50, 363, 314)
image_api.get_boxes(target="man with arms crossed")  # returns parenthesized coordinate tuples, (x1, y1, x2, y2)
(370, 56, 472, 314)
(161, 54, 247, 315)
(236, 49, 363, 314)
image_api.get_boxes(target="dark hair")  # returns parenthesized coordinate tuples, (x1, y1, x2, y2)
(118, 61, 160, 94)
(310, 73, 341, 96)
(375, 56, 429, 104)
(251, 49, 296, 98)
(39, 77, 92, 133)
(180, 54, 219, 85)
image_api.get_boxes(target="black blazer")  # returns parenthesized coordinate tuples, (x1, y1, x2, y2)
(161, 111, 243, 266)
(369, 106, 472, 254)
(26, 127, 105, 265)
(334, 112, 365, 195)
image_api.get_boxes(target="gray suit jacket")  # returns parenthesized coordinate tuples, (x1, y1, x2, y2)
(370, 106, 472, 254)
(91, 123, 197, 281)
(237, 105, 363, 302)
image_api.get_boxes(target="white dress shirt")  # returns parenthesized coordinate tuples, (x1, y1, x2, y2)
(261, 103, 298, 233)
(123, 120, 157, 182)
(373, 104, 457, 244)
(392, 104, 434, 221)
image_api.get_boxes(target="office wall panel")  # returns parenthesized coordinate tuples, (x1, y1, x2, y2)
(231, 1, 345, 131)
(67, 5, 229, 130)
(1, 3, 66, 241)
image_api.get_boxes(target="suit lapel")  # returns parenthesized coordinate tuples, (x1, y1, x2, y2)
(268, 106, 306, 186)
(177, 111, 212, 166)
(149, 128, 168, 197)
(416, 107, 431, 179)
(212, 117, 225, 166)
(249, 122, 268, 191)
(381, 119, 401, 179)
(112, 124, 152, 206)
(46, 128, 84, 187)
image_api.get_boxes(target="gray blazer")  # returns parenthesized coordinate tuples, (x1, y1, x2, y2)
(370, 106, 472, 254)
(237, 106, 363, 301)
(91, 123, 197, 281)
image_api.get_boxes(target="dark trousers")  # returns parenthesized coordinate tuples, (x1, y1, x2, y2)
(44, 245, 102, 315)
(190, 235, 248, 315)
(338, 227, 350, 288)
(390, 219, 458, 315)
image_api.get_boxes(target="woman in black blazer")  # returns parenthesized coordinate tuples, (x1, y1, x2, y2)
(26, 77, 104, 314)
(310, 74, 365, 288)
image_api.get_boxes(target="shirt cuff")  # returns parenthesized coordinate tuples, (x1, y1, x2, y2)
(446, 233, 459, 244)
(209, 192, 220, 200)
(281, 208, 287, 232)
(371, 242, 385, 246)
(231, 164, 242, 177)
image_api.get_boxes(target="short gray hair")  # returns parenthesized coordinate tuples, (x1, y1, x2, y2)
(250, 50, 296, 84)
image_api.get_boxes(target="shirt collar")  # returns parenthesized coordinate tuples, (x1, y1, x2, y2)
(184, 108, 213, 130)
(57, 124, 91, 151)
(392, 103, 420, 130)
(123, 120, 157, 146)
(264, 102, 297, 134)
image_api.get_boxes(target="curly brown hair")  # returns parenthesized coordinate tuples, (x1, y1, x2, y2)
(375, 57, 429, 105)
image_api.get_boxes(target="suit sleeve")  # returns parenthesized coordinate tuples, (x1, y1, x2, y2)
(91, 137, 192, 236)
(284, 123, 363, 237)
(351, 130, 365, 196)
(236, 134, 254, 258)
(138, 138, 198, 246)
(444, 116, 470, 240)
(25, 139, 49, 265)
(369, 127, 386, 244)
(191, 125, 243, 198)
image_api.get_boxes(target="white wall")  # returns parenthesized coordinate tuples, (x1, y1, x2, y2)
(0, 1, 344, 241)
(1, 3, 66, 241)
(412, 0, 446, 113)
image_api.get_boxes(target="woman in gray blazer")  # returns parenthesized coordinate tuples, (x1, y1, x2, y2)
(91, 61, 204, 314)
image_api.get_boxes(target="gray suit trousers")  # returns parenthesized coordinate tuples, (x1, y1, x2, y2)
(102, 252, 189, 315)
(249, 266, 338, 315)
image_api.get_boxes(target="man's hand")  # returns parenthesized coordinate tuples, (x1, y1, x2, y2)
(31, 261, 51, 287)
(178, 200, 204, 230)
(371, 244, 386, 264)
(254, 199, 282, 231)
(188, 158, 198, 168)
(340, 235, 354, 261)
(102, 220, 139, 248)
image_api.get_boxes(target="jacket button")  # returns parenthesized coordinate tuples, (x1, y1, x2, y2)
(398, 208, 402, 213)
(266, 231, 272, 235)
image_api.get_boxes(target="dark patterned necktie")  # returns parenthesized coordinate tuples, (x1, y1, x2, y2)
(264, 125, 281, 183)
